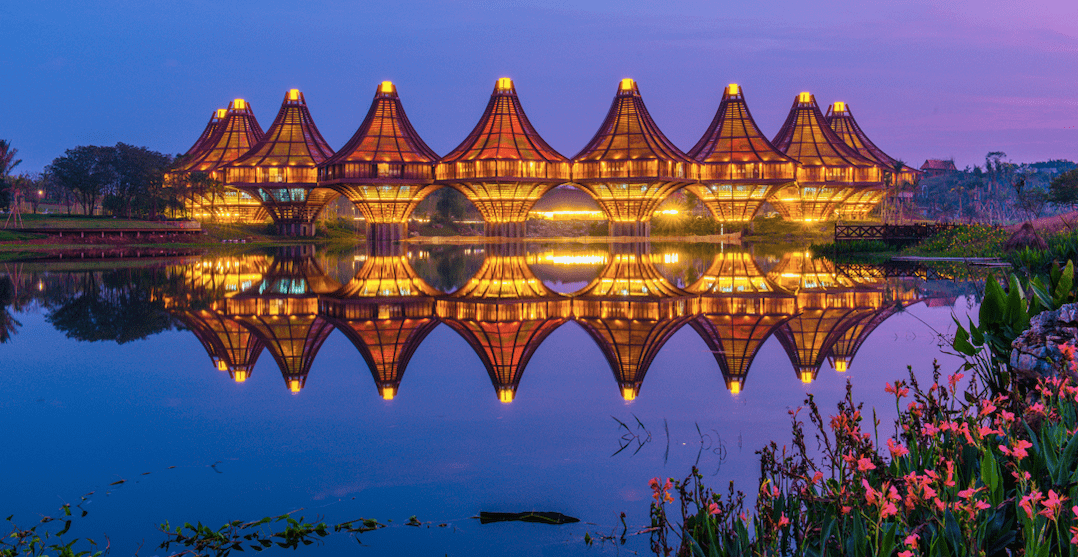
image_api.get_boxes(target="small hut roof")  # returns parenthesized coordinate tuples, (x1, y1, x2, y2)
(228, 90, 334, 170)
(772, 93, 878, 168)
(175, 99, 264, 173)
(323, 82, 438, 166)
(572, 79, 694, 166)
(690, 84, 795, 165)
(439, 78, 568, 165)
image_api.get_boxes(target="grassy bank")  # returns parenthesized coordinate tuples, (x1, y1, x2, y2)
(810, 224, 1012, 262)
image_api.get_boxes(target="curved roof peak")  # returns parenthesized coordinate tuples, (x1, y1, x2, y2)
(228, 90, 335, 170)
(771, 92, 878, 169)
(322, 81, 438, 167)
(825, 102, 899, 168)
(689, 84, 795, 166)
(438, 78, 568, 166)
(174, 98, 265, 173)
(571, 79, 695, 179)
(180, 108, 226, 160)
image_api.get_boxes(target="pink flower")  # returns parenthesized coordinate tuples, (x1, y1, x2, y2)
(961, 486, 987, 499)
(1011, 440, 1034, 461)
(1020, 491, 1044, 519)
(857, 457, 876, 472)
(898, 551, 913, 557)
(777, 513, 790, 527)
(881, 502, 898, 518)
(980, 400, 997, 416)
(1040, 490, 1067, 521)
(904, 533, 919, 547)
(708, 502, 720, 515)
(887, 438, 909, 458)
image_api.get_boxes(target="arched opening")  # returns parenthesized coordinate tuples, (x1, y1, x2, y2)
(530, 183, 608, 237)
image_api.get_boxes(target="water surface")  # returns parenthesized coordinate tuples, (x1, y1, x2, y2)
(0, 242, 981, 556)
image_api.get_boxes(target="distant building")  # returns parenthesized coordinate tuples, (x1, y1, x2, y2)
(920, 159, 958, 178)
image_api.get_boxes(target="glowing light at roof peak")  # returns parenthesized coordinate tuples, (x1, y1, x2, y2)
(288, 89, 300, 101)
(496, 77, 513, 91)
(380, 81, 395, 94)
(834, 101, 847, 112)
(215, 108, 227, 119)
(798, 92, 812, 103)
(232, 98, 246, 110)
(619, 78, 635, 91)
(728, 83, 740, 95)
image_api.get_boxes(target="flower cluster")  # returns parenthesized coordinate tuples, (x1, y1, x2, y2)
(646, 352, 1078, 556)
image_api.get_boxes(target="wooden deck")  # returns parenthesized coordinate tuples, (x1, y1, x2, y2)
(834, 223, 955, 245)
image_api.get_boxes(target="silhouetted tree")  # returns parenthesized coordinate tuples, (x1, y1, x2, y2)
(1049, 169, 1078, 210)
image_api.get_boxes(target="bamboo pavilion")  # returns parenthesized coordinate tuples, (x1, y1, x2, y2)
(571, 79, 697, 235)
(435, 78, 570, 238)
(224, 90, 338, 236)
(826, 101, 921, 219)
(319, 82, 440, 243)
(172, 100, 268, 223)
(687, 84, 798, 222)
(770, 93, 883, 221)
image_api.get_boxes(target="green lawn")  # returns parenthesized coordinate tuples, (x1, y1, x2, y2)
(9, 214, 198, 229)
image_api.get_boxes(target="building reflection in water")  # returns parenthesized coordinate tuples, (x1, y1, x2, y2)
(438, 243, 571, 402)
(320, 243, 440, 400)
(686, 251, 795, 395)
(5, 243, 940, 400)
(572, 242, 695, 400)
(225, 247, 341, 393)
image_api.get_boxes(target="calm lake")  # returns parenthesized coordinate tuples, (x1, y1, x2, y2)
(0, 241, 981, 556)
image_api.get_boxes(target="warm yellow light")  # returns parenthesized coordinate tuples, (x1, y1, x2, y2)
(233, 98, 246, 110)
(798, 92, 812, 103)
(835, 359, 848, 372)
(215, 108, 227, 119)
(620, 78, 635, 91)
(622, 387, 637, 401)
(800, 371, 814, 384)
(498, 388, 515, 403)
(234, 370, 248, 383)
(380, 81, 395, 94)
(730, 381, 741, 395)
(382, 386, 395, 400)
(834, 101, 846, 112)
(496, 77, 513, 91)
(289, 379, 302, 394)
(216, 359, 228, 371)
(288, 89, 300, 101)
(728, 83, 740, 95)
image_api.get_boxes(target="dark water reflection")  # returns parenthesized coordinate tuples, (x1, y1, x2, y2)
(0, 243, 982, 556)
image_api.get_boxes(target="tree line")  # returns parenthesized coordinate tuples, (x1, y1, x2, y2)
(1, 140, 184, 219)
(914, 153, 1078, 223)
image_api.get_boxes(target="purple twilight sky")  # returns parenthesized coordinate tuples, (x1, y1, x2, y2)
(2, 0, 1076, 173)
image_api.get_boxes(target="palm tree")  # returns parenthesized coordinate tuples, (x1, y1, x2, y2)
(0, 140, 21, 177)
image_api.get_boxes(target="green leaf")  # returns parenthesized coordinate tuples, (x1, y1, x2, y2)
(980, 277, 1005, 329)
(969, 317, 985, 346)
(1055, 260, 1074, 305)
(1029, 281, 1053, 314)
(980, 452, 1003, 502)
(953, 325, 977, 357)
